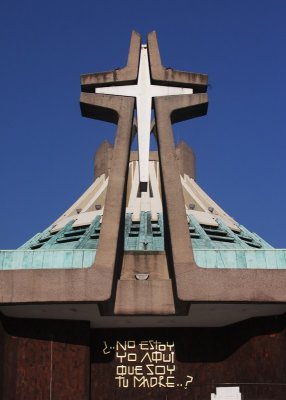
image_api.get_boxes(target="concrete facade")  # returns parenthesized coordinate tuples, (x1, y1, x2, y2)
(0, 31, 285, 315)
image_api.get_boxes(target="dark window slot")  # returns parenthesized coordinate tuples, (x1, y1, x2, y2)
(204, 228, 227, 236)
(246, 242, 262, 248)
(209, 235, 234, 242)
(64, 229, 86, 237)
(57, 236, 82, 243)
(38, 236, 51, 243)
(201, 224, 218, 230)
(190, 233, 200, 239)
(30, 244, 44, 250)
(239, 235, 253, 242)
(73, 225, 89, 230)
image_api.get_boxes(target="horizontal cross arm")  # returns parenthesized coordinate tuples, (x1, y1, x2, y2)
(154, 93, 208, 124)
(81, 31, 141, 92)
(147, 31, 208, 93)
(80, 93, 120, 124)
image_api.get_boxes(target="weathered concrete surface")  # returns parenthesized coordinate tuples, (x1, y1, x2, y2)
(81, 31, 141, 92)
(119, 252, 169, 280)
(114, 252, 175, 315)
(94, 140, 114, 179)
(114, 280, 175, 315)
(175, 140, 196, 179)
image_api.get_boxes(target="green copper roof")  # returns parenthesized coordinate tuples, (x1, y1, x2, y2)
(188, 215, 272, 250)
(124, 212, 164, 251)
(20, 211, 272, 253)
(6, 210, 278, 271)
(20, 215, 102, 251)
(0, 249, 95, 269)
(1, 248, 286, 270)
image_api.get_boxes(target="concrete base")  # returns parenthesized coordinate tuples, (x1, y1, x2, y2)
(114, 279, 175, 314)
(114, 251, 175, 314)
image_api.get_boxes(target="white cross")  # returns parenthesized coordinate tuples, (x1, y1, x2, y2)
(96, 44, 193, 191)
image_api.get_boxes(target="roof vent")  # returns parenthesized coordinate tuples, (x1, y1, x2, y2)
(189, 203, 195, 210)
(95, 204, 102, 210)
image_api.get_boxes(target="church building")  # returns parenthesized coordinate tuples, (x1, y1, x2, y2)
(0, 31, 285, 400)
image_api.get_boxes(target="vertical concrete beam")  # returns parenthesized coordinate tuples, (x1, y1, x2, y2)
(154, 94, 208, 270)
(80, 93, 135, 301)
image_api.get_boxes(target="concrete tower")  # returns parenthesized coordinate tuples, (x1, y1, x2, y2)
(0, 32, 285, 400)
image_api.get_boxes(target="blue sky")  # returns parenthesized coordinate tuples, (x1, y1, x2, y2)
(1, 0, 286, 248)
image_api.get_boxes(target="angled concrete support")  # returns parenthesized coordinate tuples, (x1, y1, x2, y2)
(148, 32, 286, 304)
(0, 44, 138, 305)
(81, 93, 135, 301)
(155, 94, 286, 303)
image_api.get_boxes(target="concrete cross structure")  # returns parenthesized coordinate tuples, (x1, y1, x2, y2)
(0, 31, 286, 400)
(96, 44, 193, 191)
